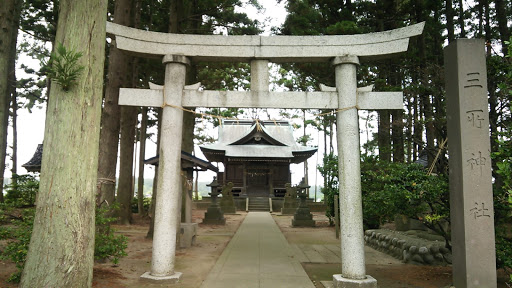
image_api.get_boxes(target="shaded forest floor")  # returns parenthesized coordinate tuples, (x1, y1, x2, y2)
(1, 210, 510, 287)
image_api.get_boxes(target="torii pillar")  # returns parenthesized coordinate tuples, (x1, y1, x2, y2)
(140, 55, 189, 282)
(333, 55, 377, 286)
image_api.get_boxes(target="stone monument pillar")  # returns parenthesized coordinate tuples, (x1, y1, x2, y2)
(141, 55, 189, 282)
(332, 55, 377, 287)
(444, 39, 497, 288)
(180, 169, 197, 248)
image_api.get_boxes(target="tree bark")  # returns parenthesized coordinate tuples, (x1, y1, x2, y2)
(117, 106, 137, 225)
(378, 111, 391, 161)
(10, 69, 17, 185)
(446, 0, 455, 43)
(495, 0, 510, 55)
(20, 0, 107, 286)
(0, 0, 20, 202)
(457, 0, 466, 38)
(392, 110, 404, 162)
(137, 107, 147, 214)
(147, 109, 161, 239)
(96, 0, 133, 206)
(406, 95, 413, 162)
(414, 0, 435, 167)
(485, 1, 503, 191)
(9, 0, 19, 188)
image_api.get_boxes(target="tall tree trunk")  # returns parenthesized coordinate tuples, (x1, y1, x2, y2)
(483, 0, 491, 56)
(421, 93, 435, 166)
(0, 0, 20, 202)
(406, 94, 413, 162)
(414, 0, 435, 167)
(10, 76, 17, 184)
(477, 0, 484, 37)
(20, 0, 107, 286)
(96, 0, 133, 206)
(329, 119, 334, 153)
(194, 168, 199, 200)
(378, 111, 391, 161)
(495, 0, 510, 55)
(9, 2, 19, 188)
(389, 63, 404, 163)
(117, 106, 137, 225)
(485, 0, 503, 191)
(392, 110, 404, 162)
(137, 107, 147, 214)
(446, 0, 455, 43)
(457, 0, 466, 38)
(302, 110, 309, 191)
(147, 109, 161, 239)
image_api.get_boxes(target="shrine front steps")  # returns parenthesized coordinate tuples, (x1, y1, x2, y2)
(248, 197, 271, 212)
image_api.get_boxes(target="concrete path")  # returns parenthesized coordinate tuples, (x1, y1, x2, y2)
(200, 212, 315, 288)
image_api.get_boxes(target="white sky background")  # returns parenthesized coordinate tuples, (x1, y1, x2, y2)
(7, 0, 380, 198)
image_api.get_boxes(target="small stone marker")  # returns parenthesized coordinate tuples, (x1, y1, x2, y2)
(292, 178, 315, 227)
(202, 177, 226, 225)
(444, 39, 497, 288)
(220, 182, 237, 214)
(281, 183, 299, 215)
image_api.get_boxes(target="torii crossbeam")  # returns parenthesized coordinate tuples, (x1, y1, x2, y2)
(107, 22, 424, 287)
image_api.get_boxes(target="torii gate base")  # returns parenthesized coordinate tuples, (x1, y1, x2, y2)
(107, 21, 425, 286)
(333, 275, 377, 288)
(140, 272, 182, 284)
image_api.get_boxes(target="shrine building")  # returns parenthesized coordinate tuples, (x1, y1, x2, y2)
(200, 119, 317, 198)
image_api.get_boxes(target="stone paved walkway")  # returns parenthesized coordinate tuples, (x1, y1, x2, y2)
(200, 212, 315, 288)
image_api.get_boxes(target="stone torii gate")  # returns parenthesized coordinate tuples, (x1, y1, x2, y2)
(106, 22, 424, 287)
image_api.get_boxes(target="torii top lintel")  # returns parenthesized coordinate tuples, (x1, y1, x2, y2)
(106, 22, 425, 63)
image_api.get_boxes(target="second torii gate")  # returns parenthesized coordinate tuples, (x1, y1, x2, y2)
(107, 21, 424, 287)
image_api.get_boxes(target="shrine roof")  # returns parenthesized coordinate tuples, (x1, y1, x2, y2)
(22, 144, 43, 173)
(22, 144, 217, 173)
(145, 151, 218, 172)
(200, 120, 317, 162)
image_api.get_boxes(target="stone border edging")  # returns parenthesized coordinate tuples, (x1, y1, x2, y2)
(364, 229, 452, 265)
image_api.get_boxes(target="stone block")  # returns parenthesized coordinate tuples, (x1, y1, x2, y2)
(202, 217, 226, 225)
(179, 223, 197, 248)
(332, 275, 377, 288)
(281, 207, 298, 215)
(292, 218, 316, 227)
(220, 196, 237, 214)
(140, 271, 182, 283)
(202, 204, 226, 225)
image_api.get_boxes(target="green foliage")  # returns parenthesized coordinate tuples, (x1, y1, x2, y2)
(0, 179, 128, 282)
(317, 153, 338, 225)
(42, 42, 84, 91)
(326, 21, 361, 35)
(4, 174, 39, 207)
(95, 204, 128, 264)
(491, 38, 512, 277)
(360, 157, 450, 246)
(131, 196, 152, 214)
(319, 154, 451, 246)
(0, 207, 34, 283)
